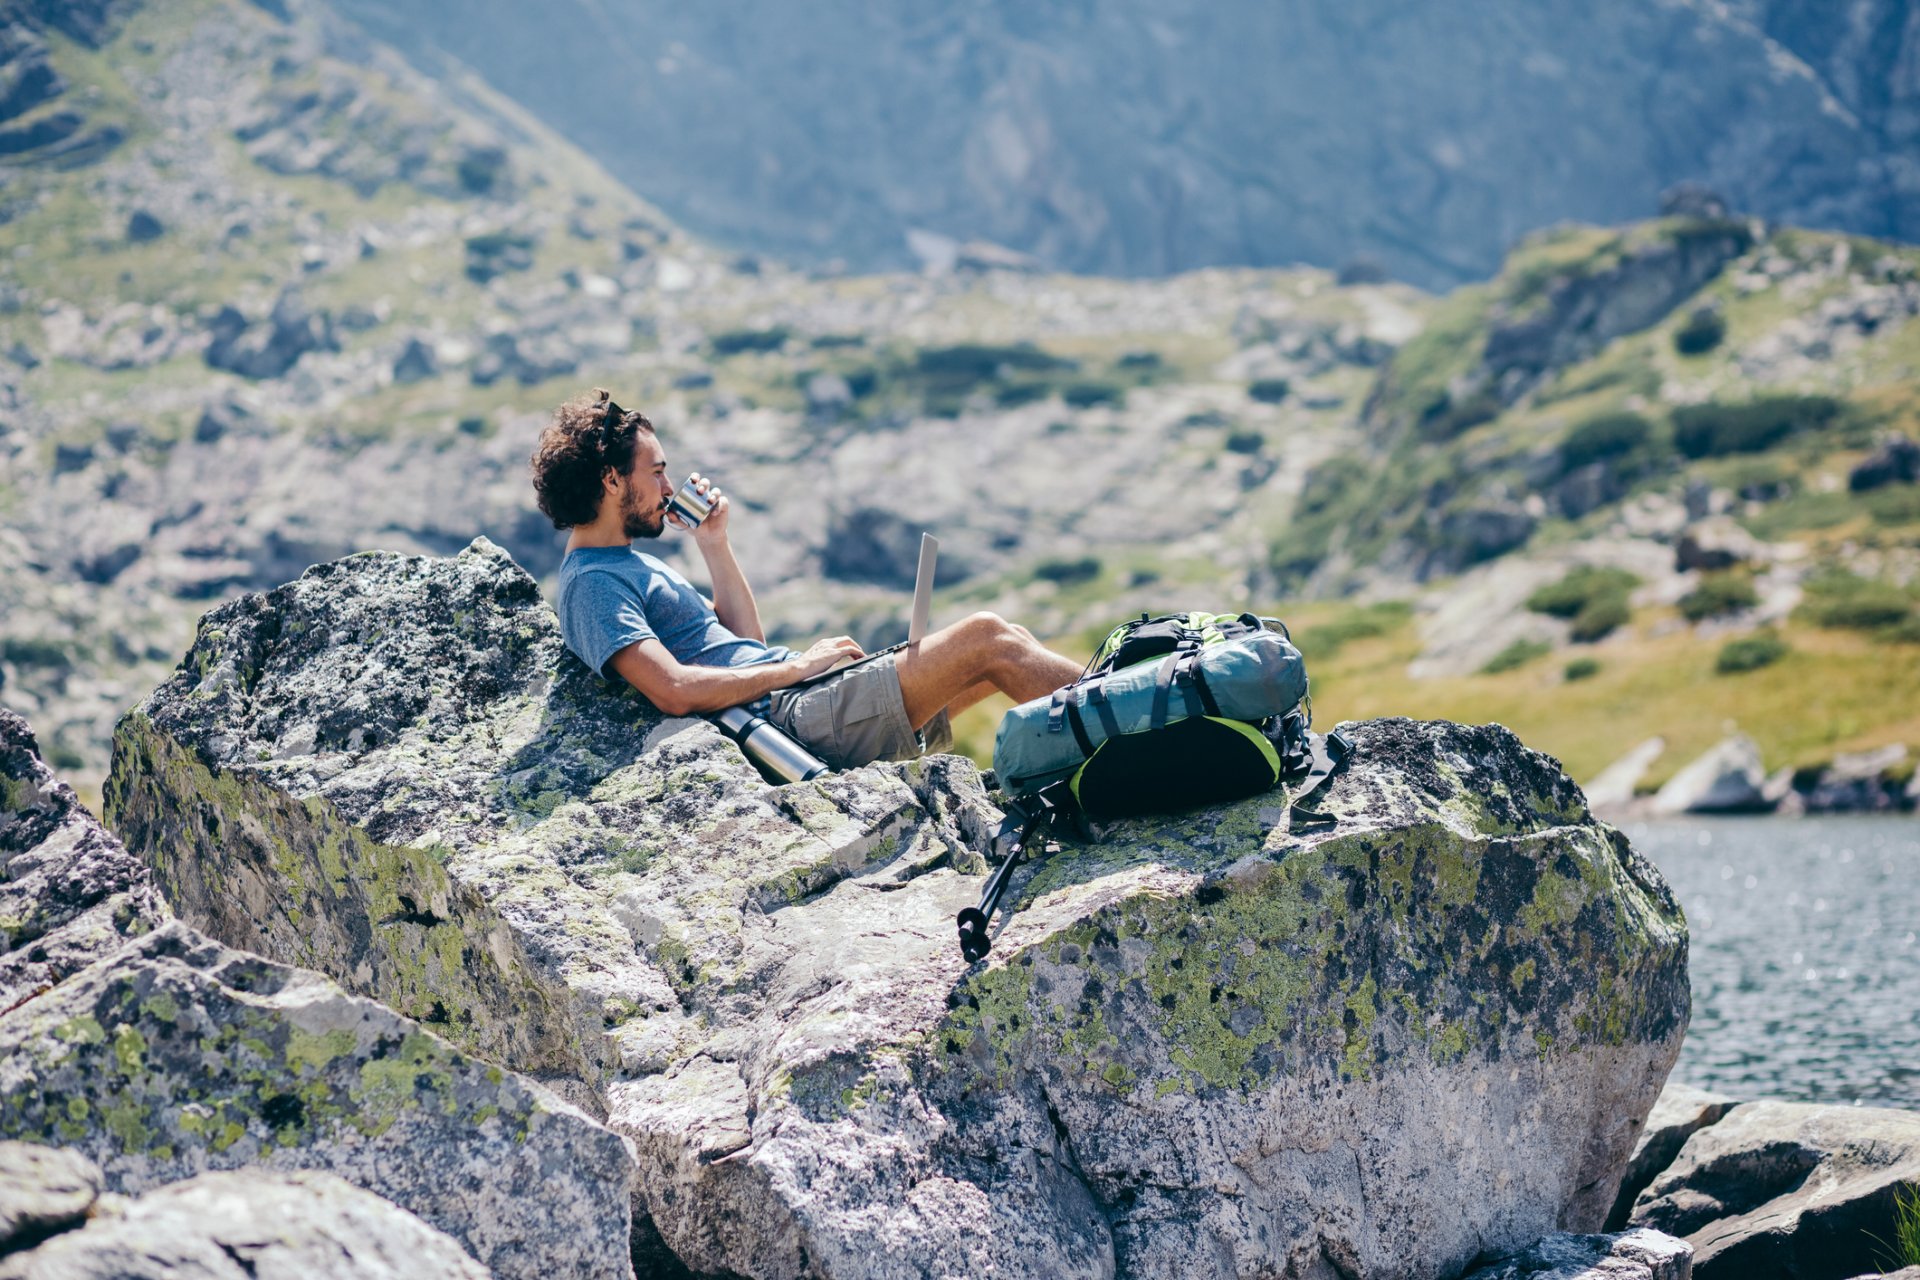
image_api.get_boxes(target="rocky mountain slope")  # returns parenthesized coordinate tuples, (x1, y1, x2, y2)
(331, 0, 1913, 288)
(2, 0, 1917, 810)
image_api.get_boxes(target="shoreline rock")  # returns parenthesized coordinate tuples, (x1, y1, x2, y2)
(106, 538, 1692, 1278)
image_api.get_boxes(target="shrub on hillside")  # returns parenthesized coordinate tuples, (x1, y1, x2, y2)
(1526, 566, 1640, 618)
(1563, 657, 1601, 681)
(1569, 593, 1631, 642)
(1224, 430, 1265, 455)
(1560, 412, 1653, 471)
(1248, 378, 1291, 404)
(710, 327, 790, 356)
(1673, 306, 1727, 356)
(1033, 556, 1102, 585)
(1671, 395, 1841, 459)
(1798, 570, 1916, 634)
(1481, 638, 1550, 674)
(1716, 630, 1789, 674)
(1062, 381, 1125, 409)
(1678, 572, 1760, 622)
(1297, 455, 1370, 518)
(1527, 565, 1639, 642)
(1419, 389, 1502, 440)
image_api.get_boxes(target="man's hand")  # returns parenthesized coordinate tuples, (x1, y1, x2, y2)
(794, 635, 865, 680)
(667, 473, 731, 547)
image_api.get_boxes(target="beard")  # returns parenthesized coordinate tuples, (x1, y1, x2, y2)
(622, 490, 666, 539)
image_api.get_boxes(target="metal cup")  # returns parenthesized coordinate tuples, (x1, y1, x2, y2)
(666, 473, 716, 527)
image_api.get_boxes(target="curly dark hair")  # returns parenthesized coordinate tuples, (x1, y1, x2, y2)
(529, 388, 655, 529)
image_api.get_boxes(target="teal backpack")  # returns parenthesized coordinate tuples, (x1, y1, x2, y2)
(993, 610, 1311, 818)
(961, 611, 1354, 961)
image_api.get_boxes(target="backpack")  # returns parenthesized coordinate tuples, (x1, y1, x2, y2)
(993, 611, 1311, 819)
(961, 610, 1353, 962)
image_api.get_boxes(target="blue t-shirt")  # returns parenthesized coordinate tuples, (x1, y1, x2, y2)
(554, 545, 792, 682)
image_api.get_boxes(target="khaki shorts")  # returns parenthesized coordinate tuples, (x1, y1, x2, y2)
(765, 649, 953, 770)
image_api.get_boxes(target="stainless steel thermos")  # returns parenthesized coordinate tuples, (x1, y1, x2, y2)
(710, 705, 829, 783)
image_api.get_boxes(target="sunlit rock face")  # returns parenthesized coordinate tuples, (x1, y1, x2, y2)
(109, 538, 1690, 1279)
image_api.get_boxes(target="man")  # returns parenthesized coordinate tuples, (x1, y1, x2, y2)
(530, 389, 1085, 769)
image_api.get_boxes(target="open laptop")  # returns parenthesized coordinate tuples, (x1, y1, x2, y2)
(796, 532, 938, 683)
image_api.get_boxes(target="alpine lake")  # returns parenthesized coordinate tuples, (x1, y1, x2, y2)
(1624, 816, 1920, 1108)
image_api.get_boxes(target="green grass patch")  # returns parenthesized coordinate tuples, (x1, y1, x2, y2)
(1294, 601, 1414, 661)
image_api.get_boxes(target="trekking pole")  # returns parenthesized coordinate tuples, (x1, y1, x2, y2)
(955, 782, 1075, 962)
(956, 810, 1043, 962)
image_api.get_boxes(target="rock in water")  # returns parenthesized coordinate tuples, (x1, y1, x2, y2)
(1605, 1081, 1737, 1230)
(1630, 1100, 1920, 1280)
(1, 706, 170, 1012)
(1650, 735, 1771, 815)
(1461, 1227, 1692, 1280)
(108, 539, 1691, 1279)
(0, 922, 636, 1280)
(0, 1168, 489, 1279)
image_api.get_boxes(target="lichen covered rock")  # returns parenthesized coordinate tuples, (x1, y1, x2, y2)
(0, 1167, 491, 1279)
(110, 539, 1690, 1278)
(0, 922, 634, 1280)
(1, 707, 169, 1013)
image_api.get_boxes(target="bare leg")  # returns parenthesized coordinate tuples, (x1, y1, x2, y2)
(941, 677, 999, 721)
(895, 612, 1083, 729)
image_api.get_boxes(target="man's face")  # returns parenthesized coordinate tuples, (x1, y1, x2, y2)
(614, 432, 674, 539)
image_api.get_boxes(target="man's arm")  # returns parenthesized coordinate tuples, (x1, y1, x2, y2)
(696, 537, 767, 643)
(608, 635, 864, 717)
(677, 482, 767, 642)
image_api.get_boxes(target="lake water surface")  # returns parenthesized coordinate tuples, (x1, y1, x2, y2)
(1621, 816, 1920, 1107)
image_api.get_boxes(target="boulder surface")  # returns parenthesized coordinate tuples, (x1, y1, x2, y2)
(0, 1166, 489, 1279)
(108, 539, 1692, 1279)
(0, 922, 635, 1280)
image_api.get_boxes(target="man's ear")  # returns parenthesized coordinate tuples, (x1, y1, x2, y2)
(602, 466, 623, 495)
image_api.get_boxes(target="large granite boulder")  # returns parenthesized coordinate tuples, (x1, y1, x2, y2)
(0, 921, 636, 1279)
(1629, 1100, 1920, 1280)
(107, 538, 1691, 1279)
(1, 707, 170, 1013)
(0, 1161, 490, 1279)
(2, 704, 636, 1280)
